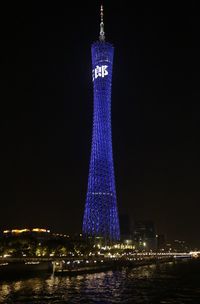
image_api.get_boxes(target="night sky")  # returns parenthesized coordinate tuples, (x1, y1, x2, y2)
(0, 1, 200, 246)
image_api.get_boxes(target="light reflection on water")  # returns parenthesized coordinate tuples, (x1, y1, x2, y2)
(0, 260, 200, 303)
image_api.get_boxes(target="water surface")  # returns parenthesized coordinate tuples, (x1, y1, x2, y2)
(1, 259, 200, 303)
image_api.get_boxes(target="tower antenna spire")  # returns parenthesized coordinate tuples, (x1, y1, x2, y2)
(99, 4, 105, 41)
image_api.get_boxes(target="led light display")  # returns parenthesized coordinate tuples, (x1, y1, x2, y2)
(82, 41, 120, 241)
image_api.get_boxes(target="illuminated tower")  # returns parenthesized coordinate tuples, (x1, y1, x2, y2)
(82, 6, 120, 241)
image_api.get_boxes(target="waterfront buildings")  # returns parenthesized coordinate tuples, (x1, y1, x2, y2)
(134, 220, 157, 250)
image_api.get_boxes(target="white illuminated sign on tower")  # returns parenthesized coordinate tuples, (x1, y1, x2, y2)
(92, 65, 108, 81)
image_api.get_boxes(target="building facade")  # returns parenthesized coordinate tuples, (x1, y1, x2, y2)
(134, 220, 157, 250)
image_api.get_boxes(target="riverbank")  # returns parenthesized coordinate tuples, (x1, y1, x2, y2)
(0, 260, 52, 277)
(0, 255, 192, 278)
(52, 256, 176, 276)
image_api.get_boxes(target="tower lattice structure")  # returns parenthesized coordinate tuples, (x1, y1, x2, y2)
(82, 6, 120, 241)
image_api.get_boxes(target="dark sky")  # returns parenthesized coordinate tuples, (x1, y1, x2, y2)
(0, 1, 200, 246)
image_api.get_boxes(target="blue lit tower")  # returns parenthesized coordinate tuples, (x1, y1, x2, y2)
(82, 6, 120, 241)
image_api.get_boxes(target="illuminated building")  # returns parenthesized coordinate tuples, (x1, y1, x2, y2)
(134, 220, 157, 250)
(82, 6, 120, 241)
(3, 228, 50, 235)
(172, 239, 190, 252)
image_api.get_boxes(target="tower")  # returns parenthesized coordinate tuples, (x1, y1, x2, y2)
(82, 5, 120, 241)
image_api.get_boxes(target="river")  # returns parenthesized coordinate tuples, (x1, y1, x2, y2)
(0, 259, 200, 303)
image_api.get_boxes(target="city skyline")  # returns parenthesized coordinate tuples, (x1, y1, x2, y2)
(0, 1, 200, 246)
